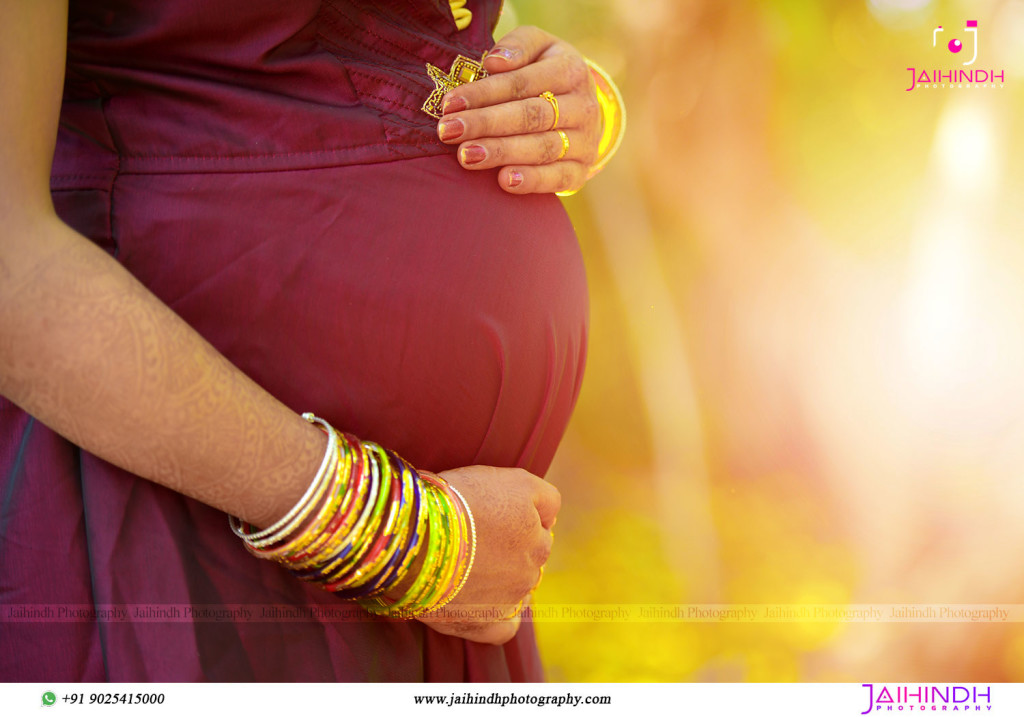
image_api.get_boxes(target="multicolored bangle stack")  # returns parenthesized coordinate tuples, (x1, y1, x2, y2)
(229, 413, 476, 619)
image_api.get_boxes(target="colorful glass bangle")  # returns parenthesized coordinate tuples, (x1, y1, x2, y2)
(408, 485, 457, 616)
(306, 440, 383, 581)
(320, 443, 400, 588)
(346, 449, 418, 593)
(285, 436, 369, 572)
(271, 438, 353, 562)
(415, 477, 464, 613)
(373, 485, 445, 616)
(436, 483, 476, 609)
(332, 464, 422, 600)
(333, 449, 422, 599)
(231, 413, 476, 620)
(282, 438, 370, 576)
(366, 464, 429, 596)
(406, 472, 475, 617)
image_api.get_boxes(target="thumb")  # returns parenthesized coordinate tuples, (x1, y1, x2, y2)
(483, 25, 555, 74)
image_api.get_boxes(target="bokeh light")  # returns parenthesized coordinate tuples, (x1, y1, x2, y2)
(506, 0, 1024, 682)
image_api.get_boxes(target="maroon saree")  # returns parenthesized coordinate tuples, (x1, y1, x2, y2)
(0, 0, 587, 681)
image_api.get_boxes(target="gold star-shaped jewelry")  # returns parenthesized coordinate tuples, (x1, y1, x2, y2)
(421, 54, 488, 119)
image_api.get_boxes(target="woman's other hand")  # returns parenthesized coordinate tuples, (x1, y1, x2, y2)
(414, 465, 560, 644)
(437, 26, 601, 195)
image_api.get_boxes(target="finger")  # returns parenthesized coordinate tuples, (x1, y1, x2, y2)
(437, 93, 587, 144)
(477, 616, 520, 645)
(456, 129, 590, 170)
(530, 528, 554, 570)
(530, 478, 561, 531)
(501, 161, 588, 196)
(483, 25, 556, 73)
(479, 618, 520, 647)
(419, 613, 520, 645)
(442, 53, 587, 113)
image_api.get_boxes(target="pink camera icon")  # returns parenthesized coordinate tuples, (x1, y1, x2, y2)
(933, 21, 978, 66)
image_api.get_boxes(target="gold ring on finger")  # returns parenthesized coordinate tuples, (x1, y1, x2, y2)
(539, 91, 559, 131)
(500, 599, 525, 621)
(554, 130, 569, 162)
(531, 566, 545, 593)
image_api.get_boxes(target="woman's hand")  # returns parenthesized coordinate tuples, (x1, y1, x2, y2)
(437, 26, 601, 195)
(414, 465, 560, 644)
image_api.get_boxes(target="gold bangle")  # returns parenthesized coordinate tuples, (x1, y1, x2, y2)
(556, 58, 626, 196)
(585, 58, 625, 178)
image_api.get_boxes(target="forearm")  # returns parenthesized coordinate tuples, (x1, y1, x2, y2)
(0, 211, 325, 527)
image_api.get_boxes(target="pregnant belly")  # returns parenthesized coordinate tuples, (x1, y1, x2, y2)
(109, 154, 588, 475)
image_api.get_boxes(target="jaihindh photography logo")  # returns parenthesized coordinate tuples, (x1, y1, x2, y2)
(860, 684, 993, 713)
(906, 20, 1005, 91)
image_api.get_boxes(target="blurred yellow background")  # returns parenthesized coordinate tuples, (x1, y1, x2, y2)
(508, 0, 1024, 681)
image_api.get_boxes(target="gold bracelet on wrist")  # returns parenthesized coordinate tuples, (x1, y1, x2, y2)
(557, 58, 626, 197)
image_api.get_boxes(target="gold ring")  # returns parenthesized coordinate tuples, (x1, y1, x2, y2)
(539, 91, 559, 130)
(500, 599, 525, 621)
(554, 129, 569, 161)
(530, 565, 545, 593)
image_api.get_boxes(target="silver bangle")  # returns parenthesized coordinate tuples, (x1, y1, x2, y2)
(228, 412, 338, 544)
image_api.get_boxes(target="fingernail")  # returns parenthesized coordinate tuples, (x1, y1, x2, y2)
(508, 170, 524, 188)
(460, 144, 487, 165)
(442, 95, 468, 114)
(438, 118, 464, 141)
(488, 47, 519, 63)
